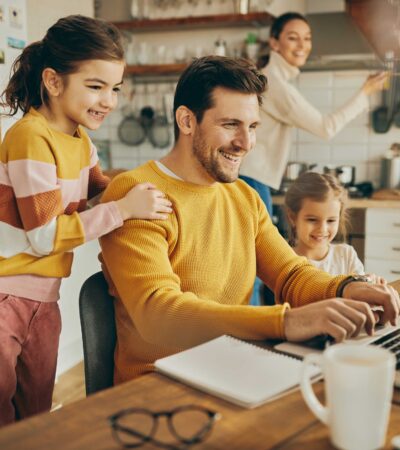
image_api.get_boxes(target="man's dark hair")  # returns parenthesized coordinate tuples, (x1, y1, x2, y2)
(173, 56, 267, 140)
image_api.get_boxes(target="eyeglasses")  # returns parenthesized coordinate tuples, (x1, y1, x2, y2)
(109, 405, 221, 449)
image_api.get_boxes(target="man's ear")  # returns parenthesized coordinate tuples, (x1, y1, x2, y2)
(175, 105, 195, 136)
(41, 68, 63, 97)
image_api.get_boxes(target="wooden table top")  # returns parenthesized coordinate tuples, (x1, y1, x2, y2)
(0, 371, 399, 450)
(0, 281, 399, 449)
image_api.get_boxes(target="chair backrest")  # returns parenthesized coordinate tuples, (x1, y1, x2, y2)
(79, 271, 116, 395)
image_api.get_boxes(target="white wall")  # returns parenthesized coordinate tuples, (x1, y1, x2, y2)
(269, 0, 305, 15)
(26, 0, 93, 42)
(305, 0, 345, 13)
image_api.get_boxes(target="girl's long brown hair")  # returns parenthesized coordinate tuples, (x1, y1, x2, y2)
(1, 15, 124, 115)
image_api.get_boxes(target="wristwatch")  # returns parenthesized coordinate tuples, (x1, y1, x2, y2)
(336, 275, 370, 298)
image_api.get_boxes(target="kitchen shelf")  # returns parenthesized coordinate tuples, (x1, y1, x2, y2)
(125, 63, 187, 76)
(113, 12, 274, 33)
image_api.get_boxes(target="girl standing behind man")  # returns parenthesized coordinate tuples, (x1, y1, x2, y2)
(0, 15, 172, 426)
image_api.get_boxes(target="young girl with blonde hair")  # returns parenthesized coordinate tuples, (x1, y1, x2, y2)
(285, 172, 364, 275)
(0, 15, 172, 425)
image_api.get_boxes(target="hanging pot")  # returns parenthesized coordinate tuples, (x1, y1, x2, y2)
(117, 109, 146, 146)
(147, 91, 171, 149)
(117, 91, 147, 146)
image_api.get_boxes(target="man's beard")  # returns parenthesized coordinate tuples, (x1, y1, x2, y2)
(192, 130, 240, 183)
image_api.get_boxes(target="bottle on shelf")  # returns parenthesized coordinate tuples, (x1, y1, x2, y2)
(214, 36, 227, 57)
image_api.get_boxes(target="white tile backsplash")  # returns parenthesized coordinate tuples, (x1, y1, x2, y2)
(367, 162, 381, 187)
(368, 126, 400, 144)
(297, 144, 331, 162)
(354, 162, 368, 183)
(332, 88, 361, 107)
(331, 126, 369, 144)
(331, 144, 368, 162)
(368, 143, 388, 161)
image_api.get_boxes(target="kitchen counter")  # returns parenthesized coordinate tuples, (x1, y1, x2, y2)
(272, 195, 400, 209)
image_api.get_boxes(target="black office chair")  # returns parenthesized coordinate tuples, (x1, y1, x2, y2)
(79, 271, 116, 396)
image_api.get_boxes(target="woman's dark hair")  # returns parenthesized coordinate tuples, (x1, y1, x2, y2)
(1, 15, 124, 115)
(258, 12, 309, 68)
(270, 12, 309, 39)
(173, 55, 267, 140)
(284, 172, 349, 246)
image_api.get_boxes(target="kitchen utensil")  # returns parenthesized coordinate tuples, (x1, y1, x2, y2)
(233, 0, 249, 14)
(393, 59, 400, 127)
(117, 102, 146, 146)
(381, 154, 400, 189)
(372, 54, 397, 133)
(323, 165, 356, 186)
(283, 162, 316, 182)
(394, 105, 400, 127)
(147, 90, 171, 149)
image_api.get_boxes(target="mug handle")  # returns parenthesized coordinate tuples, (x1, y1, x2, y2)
(300, 353, 328, 425)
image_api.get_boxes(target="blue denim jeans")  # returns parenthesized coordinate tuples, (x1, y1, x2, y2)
(239, 175, 272, 306)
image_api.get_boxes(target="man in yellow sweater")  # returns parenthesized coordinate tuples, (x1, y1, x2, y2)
(100, 56, 399, 383)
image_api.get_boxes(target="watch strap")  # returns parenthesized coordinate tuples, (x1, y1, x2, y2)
(336, 275, 370, 297)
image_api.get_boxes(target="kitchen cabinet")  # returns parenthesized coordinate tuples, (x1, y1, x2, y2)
(365, 208, 400, 282)
(113, 12, 273, 77)
(114, 12, 273, 32)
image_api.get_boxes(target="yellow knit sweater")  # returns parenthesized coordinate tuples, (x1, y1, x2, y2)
(100, 161, 344, 382)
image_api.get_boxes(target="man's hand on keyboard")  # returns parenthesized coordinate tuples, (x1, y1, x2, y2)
(342, 282, 400, 326)
(284, 298, 376, 342)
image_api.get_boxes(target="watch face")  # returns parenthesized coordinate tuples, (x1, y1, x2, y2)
(353, 275, 369, 282)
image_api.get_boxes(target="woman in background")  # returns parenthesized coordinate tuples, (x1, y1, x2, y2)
(240, 12, 386, 305)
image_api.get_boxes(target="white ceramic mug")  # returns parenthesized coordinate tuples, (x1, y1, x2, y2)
(300, 344, 395, 450)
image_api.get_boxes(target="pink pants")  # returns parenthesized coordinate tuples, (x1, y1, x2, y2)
(0, 294, 61, 426)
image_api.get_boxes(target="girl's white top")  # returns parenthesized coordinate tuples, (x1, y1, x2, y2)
(308, 243, 364, 275)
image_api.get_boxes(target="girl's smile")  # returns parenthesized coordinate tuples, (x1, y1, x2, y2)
(39, 59, 125, 136)
(291, 192, 341, 261)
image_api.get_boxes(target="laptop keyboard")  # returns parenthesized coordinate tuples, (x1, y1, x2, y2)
(298, 329, 400, 370)
(371, 328, 400, 370)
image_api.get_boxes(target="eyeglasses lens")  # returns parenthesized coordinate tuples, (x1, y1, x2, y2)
(114, 410, 154, 447)
(170, 407, 212, 442)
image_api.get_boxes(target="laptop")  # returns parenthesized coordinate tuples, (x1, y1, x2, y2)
(275, 324, 400, 387)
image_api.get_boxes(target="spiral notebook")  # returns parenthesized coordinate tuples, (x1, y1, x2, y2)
(155, 335, 321, 409)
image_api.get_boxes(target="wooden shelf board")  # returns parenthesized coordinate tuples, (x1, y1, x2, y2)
(113, 12, 274, 32)
(125, 63, 187, 76)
